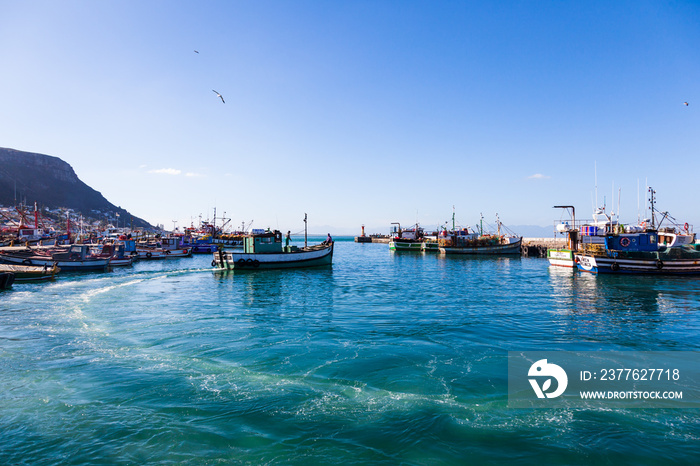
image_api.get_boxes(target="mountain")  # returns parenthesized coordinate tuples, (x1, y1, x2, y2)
(0, 147, 154, 229)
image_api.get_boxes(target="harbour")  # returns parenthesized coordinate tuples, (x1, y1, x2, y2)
(1, 237, 699, 464)
(2, 2, 699, 463)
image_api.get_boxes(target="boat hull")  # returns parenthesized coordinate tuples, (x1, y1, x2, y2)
(0, 254, 109, 271)
(389, 241, 423, 252)
(575, 253, 700, 274)
(547, 249, 575, 267)
(439, 238, 522, 255)
(213, 243, 333, 270)
(0, 263, 59, 281)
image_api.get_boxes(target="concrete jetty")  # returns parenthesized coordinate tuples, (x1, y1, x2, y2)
(521, 238, 566, 257)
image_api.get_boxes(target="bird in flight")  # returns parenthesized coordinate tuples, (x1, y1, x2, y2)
(213, 90, 225, 103)
(194, 50, 199, 54)
(683, 101, 689, 106)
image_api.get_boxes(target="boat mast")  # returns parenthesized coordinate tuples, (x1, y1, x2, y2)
(304, 213, 308, 248)
(452, 205, 455, 231)
(648, 187, 656, 229)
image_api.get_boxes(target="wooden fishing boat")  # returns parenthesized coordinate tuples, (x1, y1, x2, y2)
(0, 263, 59, 281)
(212, 229, 333, 270)
(90, 243, 134, 266)
(435, 212, 522, 255)
(0, 244, 110, 271)
(135, 236, 192, 259)
(439, 232, 522, 255)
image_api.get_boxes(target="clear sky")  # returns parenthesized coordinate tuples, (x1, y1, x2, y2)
(1, 1, 698, 235)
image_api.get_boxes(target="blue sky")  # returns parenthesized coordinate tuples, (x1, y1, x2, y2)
(1, 1, 698, 234)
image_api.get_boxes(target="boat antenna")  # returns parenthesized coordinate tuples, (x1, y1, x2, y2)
(594, 161, 598, 213)
(304, 213, 308, 248)
(452, 205, 455, 231)
(617, 187, 621, 225)
(648, 187, 656, 229)
(480, 213, 484, 235)
(637, 179, 640, 224)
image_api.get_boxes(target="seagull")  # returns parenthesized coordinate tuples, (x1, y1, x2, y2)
(212, 90, 225, 103)
(194, 50, 199, 54)
(684, 101, 689, 106)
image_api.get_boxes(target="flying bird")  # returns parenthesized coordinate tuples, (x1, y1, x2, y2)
(194, 50, 199, 53)
(684, 101, 689, 106)
(212, 90, 225, 103)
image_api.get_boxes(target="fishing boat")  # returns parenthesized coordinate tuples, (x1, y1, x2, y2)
(212, 228, 333, 270)
(0, 244, 110, 271)
(438, 230, 522, 255)
(135, 236, 191, 259)
(0, 263, 60, 281)
(90, 243, 134, 266)
(438, 214, 522, 255)
(574, 188, 698, 274)
(575, 231, 700, 274)
(388, 223, 436, 252)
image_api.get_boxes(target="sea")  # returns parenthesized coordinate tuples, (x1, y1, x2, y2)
(1, 237, 698, 465)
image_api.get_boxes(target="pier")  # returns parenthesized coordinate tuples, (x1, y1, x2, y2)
(521, 237, 566, 257)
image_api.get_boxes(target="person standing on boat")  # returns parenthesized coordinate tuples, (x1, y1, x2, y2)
(285, 231, 291, 248)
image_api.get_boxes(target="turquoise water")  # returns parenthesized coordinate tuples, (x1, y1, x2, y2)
(1, 237, 698, 465)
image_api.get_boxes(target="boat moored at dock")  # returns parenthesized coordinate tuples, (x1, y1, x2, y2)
(0, 263, 60, 281)
(0, 244, 111, 271)
(575, 231, 700, 274)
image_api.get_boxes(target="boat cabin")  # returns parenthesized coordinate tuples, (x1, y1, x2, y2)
(244, 230, 284, 254)
(52, 244, 92, 261)
(605, 232, 658, 252)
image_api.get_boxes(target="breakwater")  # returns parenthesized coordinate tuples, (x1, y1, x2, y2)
(521, 237, 566, 257)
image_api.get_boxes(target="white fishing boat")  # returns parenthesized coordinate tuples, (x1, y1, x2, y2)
(213, 230, 333, 270)
(0, 244, 110, 271)
(213, 216, 333, 270)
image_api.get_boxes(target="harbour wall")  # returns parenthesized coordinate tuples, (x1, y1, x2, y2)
(521, 237, 565, 257)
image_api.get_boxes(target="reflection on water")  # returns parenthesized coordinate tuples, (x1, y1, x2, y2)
(545, 264, 700, 349)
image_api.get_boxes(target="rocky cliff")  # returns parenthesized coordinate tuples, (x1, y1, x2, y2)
(0, 147, 154, 229)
